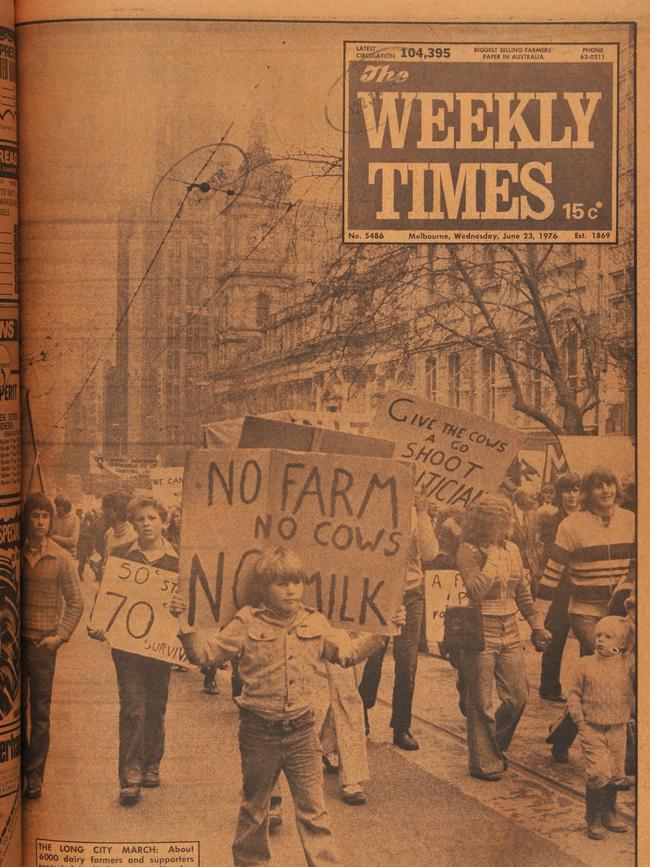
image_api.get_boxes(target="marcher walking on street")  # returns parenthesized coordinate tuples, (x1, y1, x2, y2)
(172, 545, 405, 867)
(538, 472, 582, 703)
(456, 494, 550, 781)
(316, 659, 370, 805)
(567, 616, 634, 839)
(359, 492, 438, 751)
(538, 467, 635, 763)
(76, 510, 94, 580)
(51, 495, 80, 558)
(88, 496, 178, 806)
(22, 492, 84, 799)
(101, 490, 137, 563)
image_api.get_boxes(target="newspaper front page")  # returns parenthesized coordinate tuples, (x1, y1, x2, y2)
(14, 3, 644, 865)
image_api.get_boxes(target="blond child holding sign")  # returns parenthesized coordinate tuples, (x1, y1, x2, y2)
(171, 545, 404, 867)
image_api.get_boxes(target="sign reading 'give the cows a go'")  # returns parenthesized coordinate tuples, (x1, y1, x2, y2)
(179, 448, 413, 635)
(370, 390, 526, 509)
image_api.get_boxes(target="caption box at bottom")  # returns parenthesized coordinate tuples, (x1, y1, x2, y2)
(36, 840, 199, 866)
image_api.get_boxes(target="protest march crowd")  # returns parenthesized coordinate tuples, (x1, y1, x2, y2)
(20, 459, 636, 865)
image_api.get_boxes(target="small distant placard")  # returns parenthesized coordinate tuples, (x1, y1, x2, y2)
(422, 570, 467, 656)
(150, 467, 184, 510)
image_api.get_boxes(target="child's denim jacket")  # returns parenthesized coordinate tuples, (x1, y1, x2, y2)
(179, 604, 383, 720)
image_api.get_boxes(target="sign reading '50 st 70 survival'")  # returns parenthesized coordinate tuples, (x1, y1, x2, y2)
(343, 43, 618, 244)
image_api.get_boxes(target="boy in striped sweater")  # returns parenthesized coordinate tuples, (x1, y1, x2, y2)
(538, 466, 635, 762)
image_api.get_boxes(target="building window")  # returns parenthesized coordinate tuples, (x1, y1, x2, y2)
(186, 314, 209, 352)
(166, 314, 181, 371)
(188, 233, 209, 281)
(426, 246, 437, 294)
(563, 332, 579, 400)
(610, 296, 626, 325)
(167, 238, 182, 307)
(611, 270, 626, 293)
(605, 404, 625, 434)
(187, 281, 200, 306)
(425, 356, 437, 401)
(256, 291, 270, 329)
(448, 352, 461, 408)
(481, 349, 496, 419)
(526, 344, 542, 411)
(220, 290, 230, 329)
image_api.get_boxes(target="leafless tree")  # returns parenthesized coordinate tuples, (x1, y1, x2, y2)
(296, 235, 632, 436)
(206, 148, 633, 438)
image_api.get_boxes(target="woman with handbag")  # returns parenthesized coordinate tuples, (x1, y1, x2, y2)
(455, 494, 550, 781)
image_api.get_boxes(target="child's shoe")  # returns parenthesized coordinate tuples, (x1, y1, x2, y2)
(322, 751, 340, 774)
(341, 784, 367, 805)
(585, 787, 606, 839)
(203, 670, 219, 694)
(601, 784, 627, 833)
(142, 770, 160, 788)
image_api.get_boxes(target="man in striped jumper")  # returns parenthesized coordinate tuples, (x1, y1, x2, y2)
(537, 466, 635, 762)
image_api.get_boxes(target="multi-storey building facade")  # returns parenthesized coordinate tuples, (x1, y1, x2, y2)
(106, 130, 309, 457)
(205, 41, 635, 446)
(107, 39, 634, 461)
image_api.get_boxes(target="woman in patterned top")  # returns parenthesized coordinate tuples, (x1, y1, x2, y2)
(456, 494, 550, 781)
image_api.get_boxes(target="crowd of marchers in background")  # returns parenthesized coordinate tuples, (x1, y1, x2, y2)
(20, 463, 636, 864)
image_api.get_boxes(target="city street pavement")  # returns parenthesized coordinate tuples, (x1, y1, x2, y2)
(22, 581, 635, 866)
(370, 627, 635, 866)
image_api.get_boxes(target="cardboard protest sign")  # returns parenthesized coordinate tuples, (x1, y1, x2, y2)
(370, 390, 526, 509)
(203, 409, 374, 448)
(282, 409, 373, 437)
(89, 450, 158, 480)
(422, 570, 467, 656)
(179, 448, 413, 634)
(150, 467, 184, 510)
(238, 416, 394, 458)
(89, 556, 190, 667)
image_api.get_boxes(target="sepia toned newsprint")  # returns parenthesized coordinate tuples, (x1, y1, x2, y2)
(7, 1, 649, 865)
(0, 0, 19, 864)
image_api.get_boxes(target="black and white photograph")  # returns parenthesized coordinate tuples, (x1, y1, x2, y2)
(6, 5, 643, 866)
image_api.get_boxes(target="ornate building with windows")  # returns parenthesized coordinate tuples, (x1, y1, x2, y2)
(204, 40, 635, 446)
(106, 38, 634, 457)
(105, 128, 331, 456)
(207, 234, 634, 445)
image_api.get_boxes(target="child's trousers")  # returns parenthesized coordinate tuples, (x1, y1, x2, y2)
(579, 721, 627, 789)
(233, 708, 340, 867)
